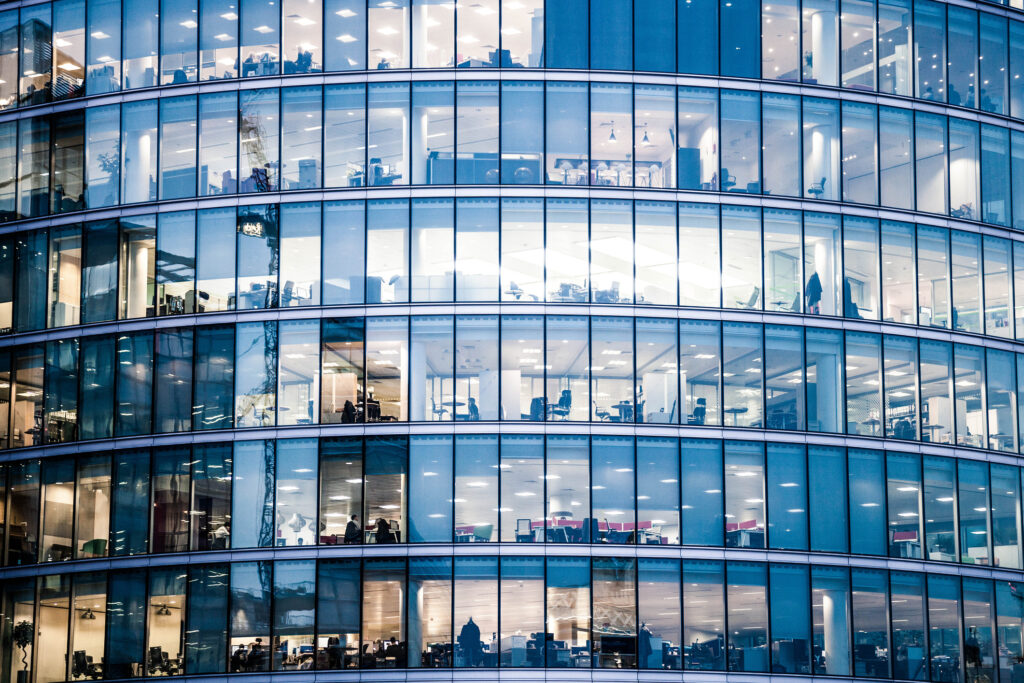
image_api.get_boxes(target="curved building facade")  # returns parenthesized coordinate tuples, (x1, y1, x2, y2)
(8, 1, 1024, 683)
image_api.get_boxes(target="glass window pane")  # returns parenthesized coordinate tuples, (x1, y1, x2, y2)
(879, 106, 914, 210)
(241, 0, 279, 75)
(189, 329, 234, 431)
(764, 208, 801, 313)
(453, 556, 497, 667)
(240, 89, 280, 192)
(499, 434, 544, 542)
(590, 199, 633, 303)
(156, 211, 196, 316)
(234, 321, 276, 427)
(955, 343, 986, 448)
(891, 571, 928, 680)
(368, 0, 408, 68)
(409, 434, 453, 542)
(683, 560, 725, 669)
(454, 434, 497, 541)
(724, 442, 765, 549)
(200, 0, 238, 80)
(500, 556, 544, 666)
(319, 437, 363, 543)
(410, 197, 453, 302)
(411, 81, 453, 185)
(803, 97, 839, 200)
(848, 448, 886, 555)
(723, 321, 762, 427)
(232, 440, 275, 548)
(325, 0, 364, 71)
(546, 82, 588, 186)
(457, 81, 498, 183)
(844, 216, 879, 319)
(677, 87, 718, 191)
(279, 202, 320, 307)
(278, 319, 319, 425)
(236, 204, 278, 309)
(282, 0, 321, 73)
(987, 348, 1017, 453)
(325, 84, 366, 187)
(808, 446, 847, 552)
(500, 198, 543, 302)
(280, 86, 322, 190)
(592, 557, 637, 667)
(229, 561, 272, 670)
(545, 556, 590, 665)
(316, 559, 360, 668)
(638, 557, 681, 668)
(196, 207, 236, 312)
(367, 82, 409, 185)
(367, 198, 409, 303)
(361, 558, 406, 662)
(191, 443, 231, 551)
(321, 317, 364, 424)
(680, 319, 720, 426)
(769, 563, 811, 673)
(949, 119, 980, 221)
(923, 455, 957, 561)
(762, 93, 801, 197)
(409, 314, 454, 422)
(455, 314, 498, 420)
(545, 435, 589, 542)
(881, 220, 916, 324)
(274, 439, 317, 546)
(845, 331, 882, 436)
(887, 451, 923, 557)
(720, 91, 760, 193)
(455, 198, 498, 301)
(545, 316, 589, 421)
(678, 203, 719, 306)
(122, 0, 157, 89)
(765, 324, 804, 430)
(160, 0, 198, 84)
(323, 200, 365, 304)
(726, 562, 768, 672)
(366, 317, 408, 421)
(591, 435, 635, 544)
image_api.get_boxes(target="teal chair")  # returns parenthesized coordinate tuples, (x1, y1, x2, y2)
(80, 538, 107, 557)
(472, 524, 493, 543)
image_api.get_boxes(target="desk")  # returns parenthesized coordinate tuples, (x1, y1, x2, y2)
(724, 406, 748, 426)
(612, 401, 634, 422)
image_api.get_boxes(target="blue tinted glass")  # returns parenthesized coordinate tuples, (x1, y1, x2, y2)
(545, 0, 587, 68)
(848, 448, 886, 555)
(720, 0, 758, 77)
(678, 0, 718, 74)
(590, 0, 631, 70)
(634, 0, 674, 72)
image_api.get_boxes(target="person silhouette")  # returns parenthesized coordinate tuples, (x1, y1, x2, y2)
(458, 617, 482, 667)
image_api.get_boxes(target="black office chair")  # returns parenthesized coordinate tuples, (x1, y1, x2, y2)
(807, 177, 827, 198)
(720, 168, 737, 191)
(689, 398, 707, 425)
(550, 390, 572, 420)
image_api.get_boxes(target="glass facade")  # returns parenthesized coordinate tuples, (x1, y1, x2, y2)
(7, 3, 1024, 683)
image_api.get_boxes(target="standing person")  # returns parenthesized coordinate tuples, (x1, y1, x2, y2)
(375, 517, 392, 544)
(458, 617, 482, 667)
(344, 514, 362, 544)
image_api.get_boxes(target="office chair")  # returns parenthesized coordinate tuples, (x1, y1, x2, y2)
(593, 401, 611, 421)
(736, 286, 760, 309)
(689, 398, 707, 425)
(80, 538, 106, 557)
(550, 390, 572, 420)
(72, 651, 102, 680)
(720, 168, 737, 191)
(516, 518, 533, 542)
(807, 177, 827, 198)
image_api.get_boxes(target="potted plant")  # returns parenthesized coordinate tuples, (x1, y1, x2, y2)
(12, 620, 32, 683)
